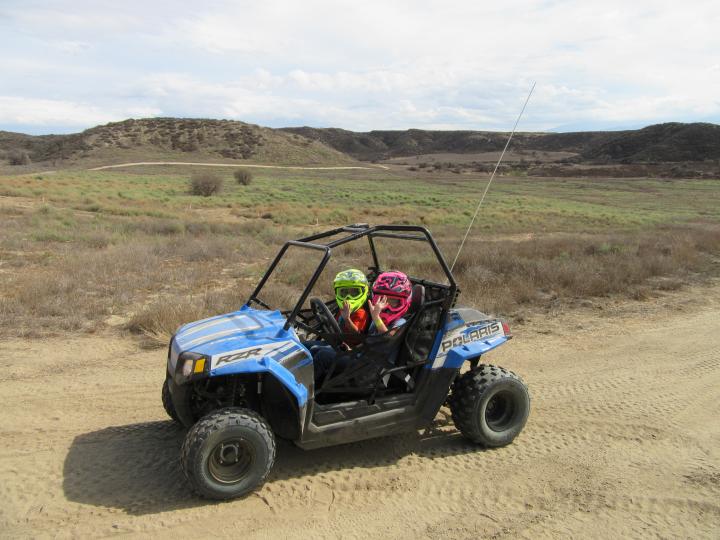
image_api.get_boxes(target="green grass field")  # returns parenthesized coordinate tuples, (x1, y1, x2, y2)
(3, 168, 719, 231)
(1, 166, 719, 342)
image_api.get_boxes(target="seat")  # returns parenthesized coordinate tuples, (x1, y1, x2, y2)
(408, 283, 425, 316)
(315, 283, 428, 400)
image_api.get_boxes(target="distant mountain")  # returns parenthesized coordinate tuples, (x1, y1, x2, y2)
(1, 119, 718, 169)
(280, 123, 720, 163)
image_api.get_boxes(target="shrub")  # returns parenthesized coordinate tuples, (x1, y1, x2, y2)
(234, 168, 253, 185)
(8, 151, 31, 166)
(189, 172, 223, 196)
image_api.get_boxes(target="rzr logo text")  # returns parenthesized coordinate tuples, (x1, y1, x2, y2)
(216, 348, 262, 365)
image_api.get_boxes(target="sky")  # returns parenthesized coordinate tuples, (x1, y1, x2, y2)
(1, 0, 719, 135)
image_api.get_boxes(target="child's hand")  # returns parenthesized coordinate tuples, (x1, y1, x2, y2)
(369, 295, 388, 320)
(341, 299, 352, 321)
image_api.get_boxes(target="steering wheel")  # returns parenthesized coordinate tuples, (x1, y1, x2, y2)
(310, 298, 342, 337)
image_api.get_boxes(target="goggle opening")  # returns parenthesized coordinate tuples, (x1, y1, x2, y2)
(336, 286, 363, 299)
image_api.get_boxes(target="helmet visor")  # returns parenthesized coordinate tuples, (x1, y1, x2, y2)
(336, 286, 363, 299)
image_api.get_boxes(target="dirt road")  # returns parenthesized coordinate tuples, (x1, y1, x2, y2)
(88, 161, 388, 171)
(1, 284, 719, 538)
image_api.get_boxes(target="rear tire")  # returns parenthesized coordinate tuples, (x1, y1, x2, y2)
(181, 407, 276, 500)
(449, 364, 530, 447)
(162, 378, 180, 423)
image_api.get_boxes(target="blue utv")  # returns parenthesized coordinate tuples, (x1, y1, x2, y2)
(162, 224, 530, 499)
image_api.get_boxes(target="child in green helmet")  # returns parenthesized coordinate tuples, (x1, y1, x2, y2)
(333, 268, 370, 344)
(309, 268, 370, 384)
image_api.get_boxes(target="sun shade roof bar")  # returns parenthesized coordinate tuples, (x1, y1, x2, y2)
(296, 223, 368, 243)
(247, 224, 457, 330)
(299, 224, 432, 247)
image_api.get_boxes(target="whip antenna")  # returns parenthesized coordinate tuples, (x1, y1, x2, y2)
(450, 82, 536, 272)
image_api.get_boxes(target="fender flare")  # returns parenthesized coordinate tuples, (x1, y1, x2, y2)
(440, 335, 509, 369)
(169, 357, 309, 433)
(211, 356, 309, 407)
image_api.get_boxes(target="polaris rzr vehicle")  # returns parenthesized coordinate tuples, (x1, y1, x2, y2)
(163, 224, 530, 499)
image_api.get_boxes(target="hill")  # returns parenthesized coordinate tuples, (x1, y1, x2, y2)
(1, 119, 719, 172)
(576, 122, 720, 163)
(0, 118, 355, 168)
(281, 123, 720, 163)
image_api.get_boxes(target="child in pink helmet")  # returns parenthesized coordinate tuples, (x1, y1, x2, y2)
(313, 270, 412, 386)
(368, 270, 412, 335)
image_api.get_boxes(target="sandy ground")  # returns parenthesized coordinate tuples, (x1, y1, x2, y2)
(1, 283, 719, 539)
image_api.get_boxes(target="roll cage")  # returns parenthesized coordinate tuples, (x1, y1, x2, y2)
(246, 224, 459, 332)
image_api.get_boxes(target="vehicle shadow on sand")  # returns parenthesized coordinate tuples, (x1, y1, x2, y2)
(62, 413, 485, 516)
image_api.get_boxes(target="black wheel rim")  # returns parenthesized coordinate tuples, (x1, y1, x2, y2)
(208, 438, 255, 484)
(485, 390, 516, 432)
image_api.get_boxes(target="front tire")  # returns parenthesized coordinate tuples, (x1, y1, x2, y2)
(181, 408, 276, 500)
(162, 378, 180, 423)
(449, 364, 530, 447)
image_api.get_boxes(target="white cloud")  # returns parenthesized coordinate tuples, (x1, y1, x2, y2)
(2, 2, 144, 34)
(173, 12, 291, 55)
(0, 0, 719, 132)
(54, 40, 91, 54)
(0, 96, 161, 127)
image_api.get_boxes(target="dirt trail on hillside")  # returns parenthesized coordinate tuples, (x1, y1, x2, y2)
(1, 284, 719, 538)
(89, 161, 389, 171)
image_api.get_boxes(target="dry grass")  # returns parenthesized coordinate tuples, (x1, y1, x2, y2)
(126, 286, 252, 347)
(0, 225, 266, 338)
(1, 168, 719, 342)
(2, 212, 718, 341)
(449, 225, 720, 314)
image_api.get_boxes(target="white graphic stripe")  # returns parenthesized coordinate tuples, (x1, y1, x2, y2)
(181, 327, 252, 348)
(179, 315, 261, 341)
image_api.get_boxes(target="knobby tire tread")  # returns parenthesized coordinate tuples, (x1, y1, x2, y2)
(448, 364, 529, 446)
(181, 407, 276, 499)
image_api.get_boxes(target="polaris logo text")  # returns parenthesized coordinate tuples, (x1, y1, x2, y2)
(216, 348, 262, 366)
(441, 322, 501, 352)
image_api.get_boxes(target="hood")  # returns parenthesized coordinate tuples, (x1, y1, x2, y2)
(168, 305, 294, 371)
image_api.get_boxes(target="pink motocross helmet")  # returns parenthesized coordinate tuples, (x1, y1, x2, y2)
(371, 271, 412, 326)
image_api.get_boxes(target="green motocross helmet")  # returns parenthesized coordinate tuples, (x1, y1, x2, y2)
(333, 269, 369, 312)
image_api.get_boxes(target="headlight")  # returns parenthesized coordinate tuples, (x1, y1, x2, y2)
(174, 352, 208, 384)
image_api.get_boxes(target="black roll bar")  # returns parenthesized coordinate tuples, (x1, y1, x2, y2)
(246, 224, 457, 331)
(248, 240, 331, 331)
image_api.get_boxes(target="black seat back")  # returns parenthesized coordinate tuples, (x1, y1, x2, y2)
(408, 283, 425, 315)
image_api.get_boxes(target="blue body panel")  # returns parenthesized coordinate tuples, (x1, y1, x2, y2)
(211, 354, 309, 406)
(169, 305, 310, 406)
(443, 335, 509, 368)
(427, 307, 509, 369)
(174, 305, 285, 352)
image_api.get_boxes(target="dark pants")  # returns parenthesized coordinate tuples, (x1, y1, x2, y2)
(303, 341, 352, 384)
